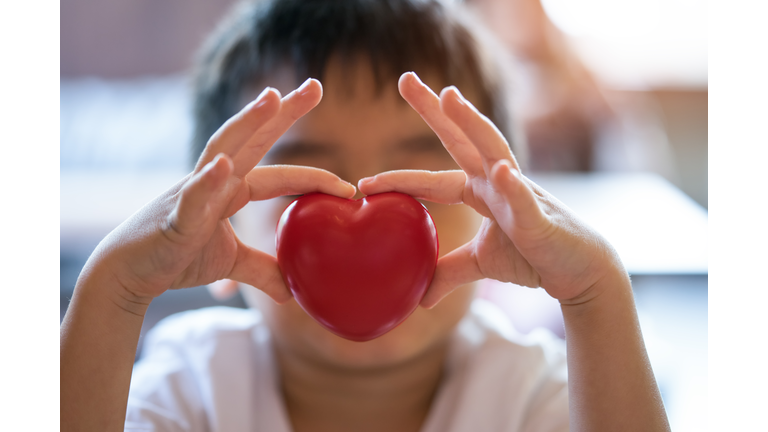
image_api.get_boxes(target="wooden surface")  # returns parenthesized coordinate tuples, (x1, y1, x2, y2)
(530, 172, 707, 274)
(62, 170, 708, 274)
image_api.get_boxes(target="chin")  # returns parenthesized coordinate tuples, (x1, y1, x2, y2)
(304, 308, 451, 370)
(253, 285, 477, 371)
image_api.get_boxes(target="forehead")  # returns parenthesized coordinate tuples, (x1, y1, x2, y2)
(242, 54, 483, 119)
(247, 59, 425, 121)
(293, 61, 430, 141)
(247, 58, 485, 144)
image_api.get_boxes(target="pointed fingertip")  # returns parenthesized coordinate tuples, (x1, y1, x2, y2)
(250, 87, 270, 106)
(272, 290, 294, 305)
(216, 153, 234, 172)
(438, 85, 454, 99)
(399, 72, 422, 99)
(407, 71, 424, 85)
(208, 279, 239, 301)
(439, 87, 469, 121)
(440, 85, 465, 100)
(420, 297, 439, 310)
(297, 77, 312, 93)
(343, 183, 358, 199)
(268, 87, 282, 100)
(491, 159, 520, 187)
(201, 154, 232, 190)
(254, 87, 281, 106)
(357, 176, 374, 188)
(298, 77, 323, 97)
(419, 289, 442, 309)
(497, 158, 513, 169)
(357, 176, 377, 195)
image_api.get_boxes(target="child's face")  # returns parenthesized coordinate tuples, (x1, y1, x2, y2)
(235, 58, 483, 368)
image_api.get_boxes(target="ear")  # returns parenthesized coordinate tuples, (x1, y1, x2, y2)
(208, 279, 240, 301)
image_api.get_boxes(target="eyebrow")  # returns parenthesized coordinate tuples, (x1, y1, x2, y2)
(265, 140, 339, 160)
(266, 134, 447, 160)
(395, 135, 448, 153)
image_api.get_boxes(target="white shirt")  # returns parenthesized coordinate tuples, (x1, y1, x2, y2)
(125, 299, 569, 431)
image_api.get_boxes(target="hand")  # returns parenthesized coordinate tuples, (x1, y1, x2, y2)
(82, 79, 355, 305)
(358, 72, 623, 307)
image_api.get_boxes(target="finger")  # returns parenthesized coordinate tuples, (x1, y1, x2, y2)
(420, 241, 484, 309)
(231, 78, 324, 177)
(357, 169, 466, 204)
(439, 86, 519, 175)
(398, 72, 484, 176)
(246, 165, 357, 201)
(228, 238, 293, 304)
(196, 88, 282, 172)
(208, 279, 239, 301)
(164, 154, 234, 247)
(489, 159, 549, 233)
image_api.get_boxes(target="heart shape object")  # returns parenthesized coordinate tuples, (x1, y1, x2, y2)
(276, 192, 439, 341)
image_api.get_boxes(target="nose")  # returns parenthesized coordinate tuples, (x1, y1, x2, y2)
(338, 155, 382, 200)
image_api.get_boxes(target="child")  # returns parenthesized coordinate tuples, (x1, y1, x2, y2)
(60, 0, 670, 431)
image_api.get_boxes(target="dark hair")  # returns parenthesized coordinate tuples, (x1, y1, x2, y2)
(191, 0, 513, 166)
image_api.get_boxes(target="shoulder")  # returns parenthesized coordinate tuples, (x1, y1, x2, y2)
(427, 299, 568, 432)
(126, 307, 272, 431)
(461, 298, 567, 376)
(142, 306, 263, 350)
(132, 306, 269, 389)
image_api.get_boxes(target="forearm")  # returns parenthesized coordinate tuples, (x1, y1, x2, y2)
(560, 271, 670, 431)
(60, 265, 151, 432)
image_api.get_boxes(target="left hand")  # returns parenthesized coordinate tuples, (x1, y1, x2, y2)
(358, 72, 624, 308)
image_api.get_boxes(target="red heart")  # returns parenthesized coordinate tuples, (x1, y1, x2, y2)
(276, 192, 439, 341)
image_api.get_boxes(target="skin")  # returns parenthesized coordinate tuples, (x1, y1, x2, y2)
(231, 60, 482, 432)
(60, 61, 670, 431)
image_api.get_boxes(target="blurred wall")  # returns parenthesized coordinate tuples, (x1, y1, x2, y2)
(605, 89, 708, 208)
(61, 0, 708, 210)
(653, 90, 708, 208)
(61, 0, 237, 78)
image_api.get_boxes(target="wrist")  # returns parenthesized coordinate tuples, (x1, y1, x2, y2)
(558, 264, 631, 308)
(73, 261, 153, 319)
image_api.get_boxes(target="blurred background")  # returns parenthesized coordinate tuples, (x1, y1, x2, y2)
(60, 0, 707, 430)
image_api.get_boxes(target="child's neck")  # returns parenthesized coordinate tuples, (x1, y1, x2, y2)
(275, 339, 450, 432)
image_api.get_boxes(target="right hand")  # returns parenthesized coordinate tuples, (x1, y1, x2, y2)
(358, 72, 622, 307)
(78, 78, 355, 306)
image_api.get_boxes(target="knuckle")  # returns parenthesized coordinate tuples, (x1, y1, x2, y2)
(160, 212, 187, 247)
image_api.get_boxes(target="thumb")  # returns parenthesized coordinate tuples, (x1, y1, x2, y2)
(228, 237, 293, 304)
(488, 160, 548, 233)
(163, 154, 234, 248)
(208, 279, 239, 301)
(420, 241, 483, 309)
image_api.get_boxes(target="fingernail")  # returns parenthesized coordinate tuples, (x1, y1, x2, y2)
(495, 159, 518, 181)
(502, 162, 520, 181)
(297, 78, 313, 95)
(210, 279, 227, 292)
(444, 86, 465, 106)
(410, 72, 424, 85)
(204, 154, 223, 173)
(254, 87, 273, 108)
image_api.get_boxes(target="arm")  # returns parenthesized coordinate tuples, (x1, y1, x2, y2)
(358, 72, 670, 431)
(60, 79, 356, 431)
(561, 271, 666, 430)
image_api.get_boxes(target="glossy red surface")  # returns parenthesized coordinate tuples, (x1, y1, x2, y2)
(276, 192, 439, 341)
